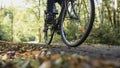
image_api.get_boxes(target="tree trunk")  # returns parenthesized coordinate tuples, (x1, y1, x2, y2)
(104, 0, 113, 26)
(11, 11, 14, 42)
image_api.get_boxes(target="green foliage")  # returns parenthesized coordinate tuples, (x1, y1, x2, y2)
(65, 21, 79, 40)
(0, 0, 120, 45)
(85, 0, 120, 45)
(0, 10, 12, 41)
(20, 34, 35, 42)
(0, 28, 12, 41)
(0, 1, 44, 42)
(86, 24, 120, 45)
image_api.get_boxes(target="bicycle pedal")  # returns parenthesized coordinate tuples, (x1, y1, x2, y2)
(53, 9, 58, 14)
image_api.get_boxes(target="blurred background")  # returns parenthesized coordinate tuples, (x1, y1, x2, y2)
(0, 0, 120, 45)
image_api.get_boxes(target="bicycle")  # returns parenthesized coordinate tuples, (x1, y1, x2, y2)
(43, 0, 95, 47)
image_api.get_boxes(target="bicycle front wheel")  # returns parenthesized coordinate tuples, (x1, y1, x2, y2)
(61, 0, 95, 47)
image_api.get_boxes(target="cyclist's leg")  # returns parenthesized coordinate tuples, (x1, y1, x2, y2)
(46, 0, 55, 23)
(47, 0, 55, 13)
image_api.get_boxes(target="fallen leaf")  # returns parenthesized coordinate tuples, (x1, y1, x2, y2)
(2, 54, 8, 60)
(39, 61, 52, 68)
(51, 54, 61, 61)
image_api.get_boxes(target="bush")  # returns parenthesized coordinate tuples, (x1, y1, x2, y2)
(20, 34, 35, 42)
(0, 26, 12, 41)
(86, 24, 120, 45)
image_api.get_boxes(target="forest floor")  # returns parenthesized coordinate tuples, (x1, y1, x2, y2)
(0, 41, 120, 68)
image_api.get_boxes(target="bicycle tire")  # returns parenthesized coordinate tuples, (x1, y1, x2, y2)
(43, 10, 55, 45)
(44, 23, 55, 45)
(60, 0, 95, 47)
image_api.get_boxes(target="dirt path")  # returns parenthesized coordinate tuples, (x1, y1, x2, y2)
(0, 41, 120, 62)
(0, 41, 120, 68)
(46, 44, 120, 62)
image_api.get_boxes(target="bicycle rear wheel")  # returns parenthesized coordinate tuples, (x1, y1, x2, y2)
(60, 0, 95, 47)
(44, 23, 54, 45)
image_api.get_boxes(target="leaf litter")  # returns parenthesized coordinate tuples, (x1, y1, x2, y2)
(0, 41, 120, 68)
